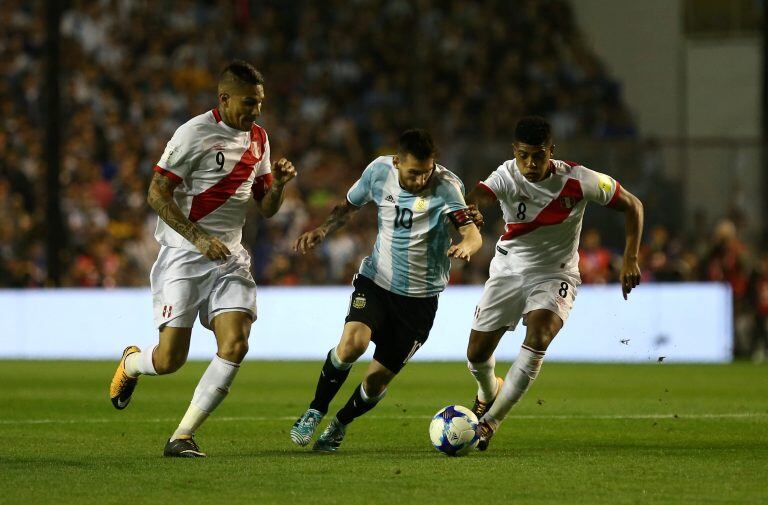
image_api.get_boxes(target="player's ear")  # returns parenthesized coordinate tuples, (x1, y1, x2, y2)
(392, 155, 400, 167)
(218, 92, 230, 105)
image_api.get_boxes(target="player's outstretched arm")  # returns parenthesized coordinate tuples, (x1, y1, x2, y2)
(447, 222, 482, 262)
(147, 172, 231, 260)
(293, 199, 360, 254)
(257, 158, 297, 218)
(464, 186, 497, 229)
(608, 187, 644, 299)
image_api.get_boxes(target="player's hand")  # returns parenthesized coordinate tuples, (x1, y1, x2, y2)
(294, 228, 326, 254)
(619, 255, 641, 300)
(195, 234, 231, 261)
(447, 244, 472, 262)
(272, 158, 297, 186)
(467, 204, 484, 229)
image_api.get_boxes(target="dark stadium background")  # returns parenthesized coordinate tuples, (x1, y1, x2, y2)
(1, 1, 766, 357)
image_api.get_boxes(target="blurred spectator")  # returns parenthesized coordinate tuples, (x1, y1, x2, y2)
(578, 227, 612, 284)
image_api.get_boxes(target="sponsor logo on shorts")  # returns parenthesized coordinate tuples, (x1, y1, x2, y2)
(352, 295, 366, 309)
(162, 305, 173, 318)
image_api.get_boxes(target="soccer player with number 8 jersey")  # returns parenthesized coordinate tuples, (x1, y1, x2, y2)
(289, 129, 482, 452)
(464, 116, 644, 450)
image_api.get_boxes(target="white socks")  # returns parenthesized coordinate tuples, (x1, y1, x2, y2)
(124, 345, 158, 377)
(171, 355, 240, 440)
(360, 383, 387, 403)
(330, 346, 353, 370)
(484, 345, 545, 429)
(468, 355, 497, 402)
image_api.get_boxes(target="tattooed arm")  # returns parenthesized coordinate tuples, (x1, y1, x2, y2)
(293, 199, 360, 254)
(147, 172, 231, 260)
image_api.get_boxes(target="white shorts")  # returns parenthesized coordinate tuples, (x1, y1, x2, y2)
(150, 245, 257, 329)
(472, 257, 579, 332)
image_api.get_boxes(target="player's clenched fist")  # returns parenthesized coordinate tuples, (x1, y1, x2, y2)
(272, 158, 297, 186)
(194, 234, 231, 261)
(294, 228, 326, 254)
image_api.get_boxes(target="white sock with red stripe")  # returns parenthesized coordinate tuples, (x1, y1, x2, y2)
(483, 345, 545, 429)
(171, 355, 240, 440)
(124, 345, 158, 377)
(467, 355, 497, 402)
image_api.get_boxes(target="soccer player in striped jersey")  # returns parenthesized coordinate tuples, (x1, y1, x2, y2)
(465, 116, 644, 450)
(108, 60, 297, 457)
(289, 129, 482, 452)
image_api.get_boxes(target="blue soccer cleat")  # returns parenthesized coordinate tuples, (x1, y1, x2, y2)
(312, 417, 346, 452)
(290, 408, 324, 447)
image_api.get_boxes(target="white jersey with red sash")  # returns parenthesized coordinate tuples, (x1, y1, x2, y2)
(153, 108, 273, 252)
(477, 158, 621, 278)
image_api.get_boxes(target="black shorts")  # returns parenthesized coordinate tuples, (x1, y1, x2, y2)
(344, 274, 438, 373)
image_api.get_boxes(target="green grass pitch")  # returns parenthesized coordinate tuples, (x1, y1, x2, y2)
(1, 360, 766, 504)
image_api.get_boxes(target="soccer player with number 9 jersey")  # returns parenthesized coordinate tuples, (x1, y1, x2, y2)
(108, 61, 297, 458)
(465, 116, 644, 450)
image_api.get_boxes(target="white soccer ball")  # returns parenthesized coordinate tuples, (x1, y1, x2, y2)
(429, 405, 479, 456)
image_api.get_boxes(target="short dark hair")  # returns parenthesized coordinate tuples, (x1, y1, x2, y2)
(514, 116, 552, 145)
(219, 60, 264, 86)
(397, 129, 437, 161)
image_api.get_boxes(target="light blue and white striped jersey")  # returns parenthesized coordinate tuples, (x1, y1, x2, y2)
(346, 156, 468, 297)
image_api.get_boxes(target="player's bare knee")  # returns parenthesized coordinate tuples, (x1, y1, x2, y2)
(363, 373, 390, 397)
(336, 340, 365, 362)
(218, 338, 249, 363)
(466, 330, 501, 362)
(467, 340, 493, 363)
(153, 351, 186, 374)
(525, 330, 556, 352)
(338, 326, 370, 361)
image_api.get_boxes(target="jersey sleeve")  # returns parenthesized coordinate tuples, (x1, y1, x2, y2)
(346, 160, 377, 207)
(579, 166, 622, 207)
(478, 163, 515, 201)
(153, 124, 200, 182)
(438, 175, 468, 214)
(252, 127, 273, 200)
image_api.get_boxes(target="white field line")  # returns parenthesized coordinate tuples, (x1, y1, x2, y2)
(0, 412, 766, 426)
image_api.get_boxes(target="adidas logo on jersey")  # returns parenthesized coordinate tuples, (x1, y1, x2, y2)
(385, 195, 396, 203)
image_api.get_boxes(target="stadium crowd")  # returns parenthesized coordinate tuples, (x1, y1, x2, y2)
(1, 0, 765, 358)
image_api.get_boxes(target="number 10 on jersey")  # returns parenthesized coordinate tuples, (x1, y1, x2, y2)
(394, 205, 413, 229)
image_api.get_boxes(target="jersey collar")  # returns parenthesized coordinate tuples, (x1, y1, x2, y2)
(212, 108, 247, 135)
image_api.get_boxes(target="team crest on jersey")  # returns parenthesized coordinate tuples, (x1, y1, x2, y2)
(560, 196, 576, 209)
(352, 295, 366, 309)
(414, 197, 428, 212)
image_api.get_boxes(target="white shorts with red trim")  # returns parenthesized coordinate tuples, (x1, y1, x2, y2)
(150, 245, 257, 329)
(472, 256, 580, 332)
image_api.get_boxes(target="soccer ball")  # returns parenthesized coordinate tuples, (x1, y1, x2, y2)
(429, 405, 479, 456)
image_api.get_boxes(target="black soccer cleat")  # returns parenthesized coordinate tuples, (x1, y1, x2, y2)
(476, 420, 495, 451)
(163, 437, 207, 458)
